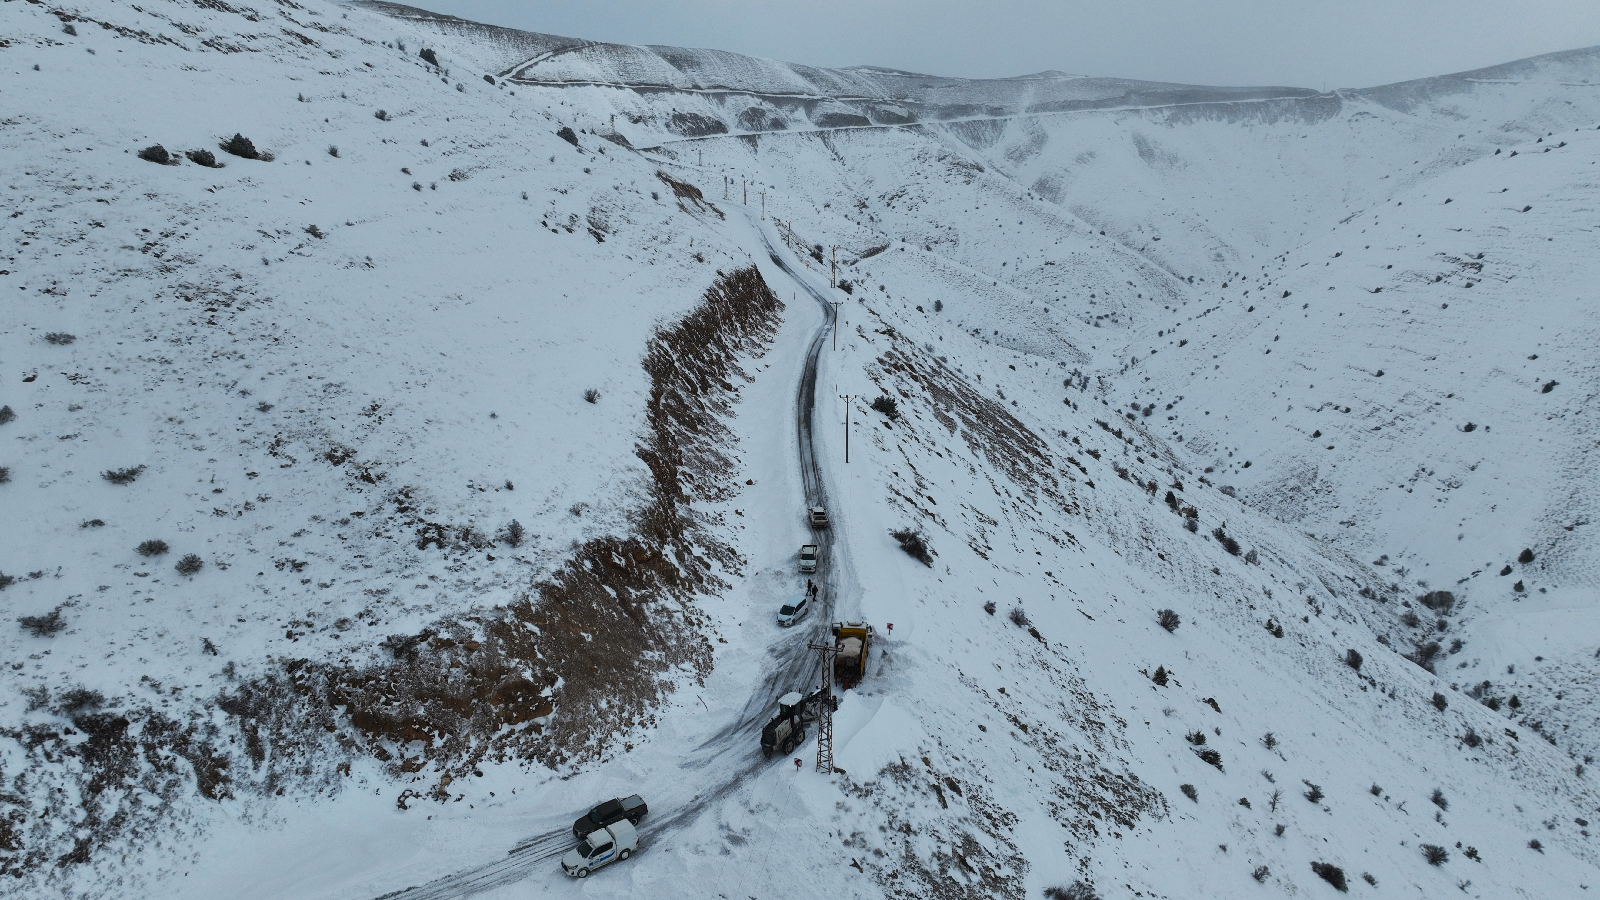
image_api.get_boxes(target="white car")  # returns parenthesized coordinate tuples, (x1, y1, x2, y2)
(777, 593, 809, 627)
(562, 818, 638, 878)
(798, 544, 818, 573)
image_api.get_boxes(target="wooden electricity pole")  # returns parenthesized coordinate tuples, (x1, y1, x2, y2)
(829, 301, 844, 351)
(839, 394, 854, 463)
(760, 190, 765, 219)
(743, 179, 747, 205)
(830, 245, 837, 287)
(807, 641, 839, 773)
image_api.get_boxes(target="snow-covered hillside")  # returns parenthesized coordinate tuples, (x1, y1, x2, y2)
(3, 1, 1598, 898)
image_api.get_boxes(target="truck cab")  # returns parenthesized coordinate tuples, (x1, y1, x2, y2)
(561, 818, 638, 878)
(760, 691, 807, 756)
(798, 544, 818, 573)
(807, 505, 829, 527)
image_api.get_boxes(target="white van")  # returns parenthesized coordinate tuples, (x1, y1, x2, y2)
(561, 818, 638, 878)
(777, 593, 809, 627)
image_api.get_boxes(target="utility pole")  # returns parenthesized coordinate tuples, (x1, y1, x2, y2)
(760, 190, 765, 219)
(829, 301, 843, 351)
(807, 640, 839, 773)
(830, 245, 838, 288)
(743, 179, 747, 205)
(723, 175, 728, 200)
(839, 394, 854, 463)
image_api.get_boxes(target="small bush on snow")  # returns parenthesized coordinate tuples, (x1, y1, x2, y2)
(891, 528, 933, 566)
(1157, 608, 1181, 632)
(18, 606, 67, 637)
(56, 687, 105, 713)
(103, 466, 146, 485)
(1043, 883, 1099, 900)
(1421, 844, 1448, 865)
(500, 519, 525, 547)
(136, 539, 169, 557)
(175, 554, 204, 575)
(1310, 861, 1347, 892)
(1211, 526, 1241, 555)
(222, 133, 259, 159)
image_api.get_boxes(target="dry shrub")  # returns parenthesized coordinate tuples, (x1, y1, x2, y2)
(102, 466, 146, 485)
(222, 133, 258, 159)
(892, 528, 934, 566)
(19, 605, 67, 637)
(1310, 861, 1347, 891)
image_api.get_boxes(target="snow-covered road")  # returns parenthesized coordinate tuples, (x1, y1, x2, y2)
(367, 212, 847, 899)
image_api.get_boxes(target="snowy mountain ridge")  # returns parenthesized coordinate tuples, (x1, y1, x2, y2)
(2, 1, 1599, 898)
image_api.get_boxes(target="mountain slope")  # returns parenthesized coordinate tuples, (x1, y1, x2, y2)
(2, 2, 1598, 897)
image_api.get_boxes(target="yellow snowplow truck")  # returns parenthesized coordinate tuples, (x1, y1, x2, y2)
(832, 621, 873, 689)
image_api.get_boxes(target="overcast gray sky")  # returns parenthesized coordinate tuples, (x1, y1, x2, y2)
(402, 0, 1599, 88)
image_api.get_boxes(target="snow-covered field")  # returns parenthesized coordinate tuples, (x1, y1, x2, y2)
(2, 1, 1598, 897)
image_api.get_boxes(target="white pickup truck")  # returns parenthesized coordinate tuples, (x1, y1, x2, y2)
(798, 544, 818, 574)
(562, 818, 638, 878)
